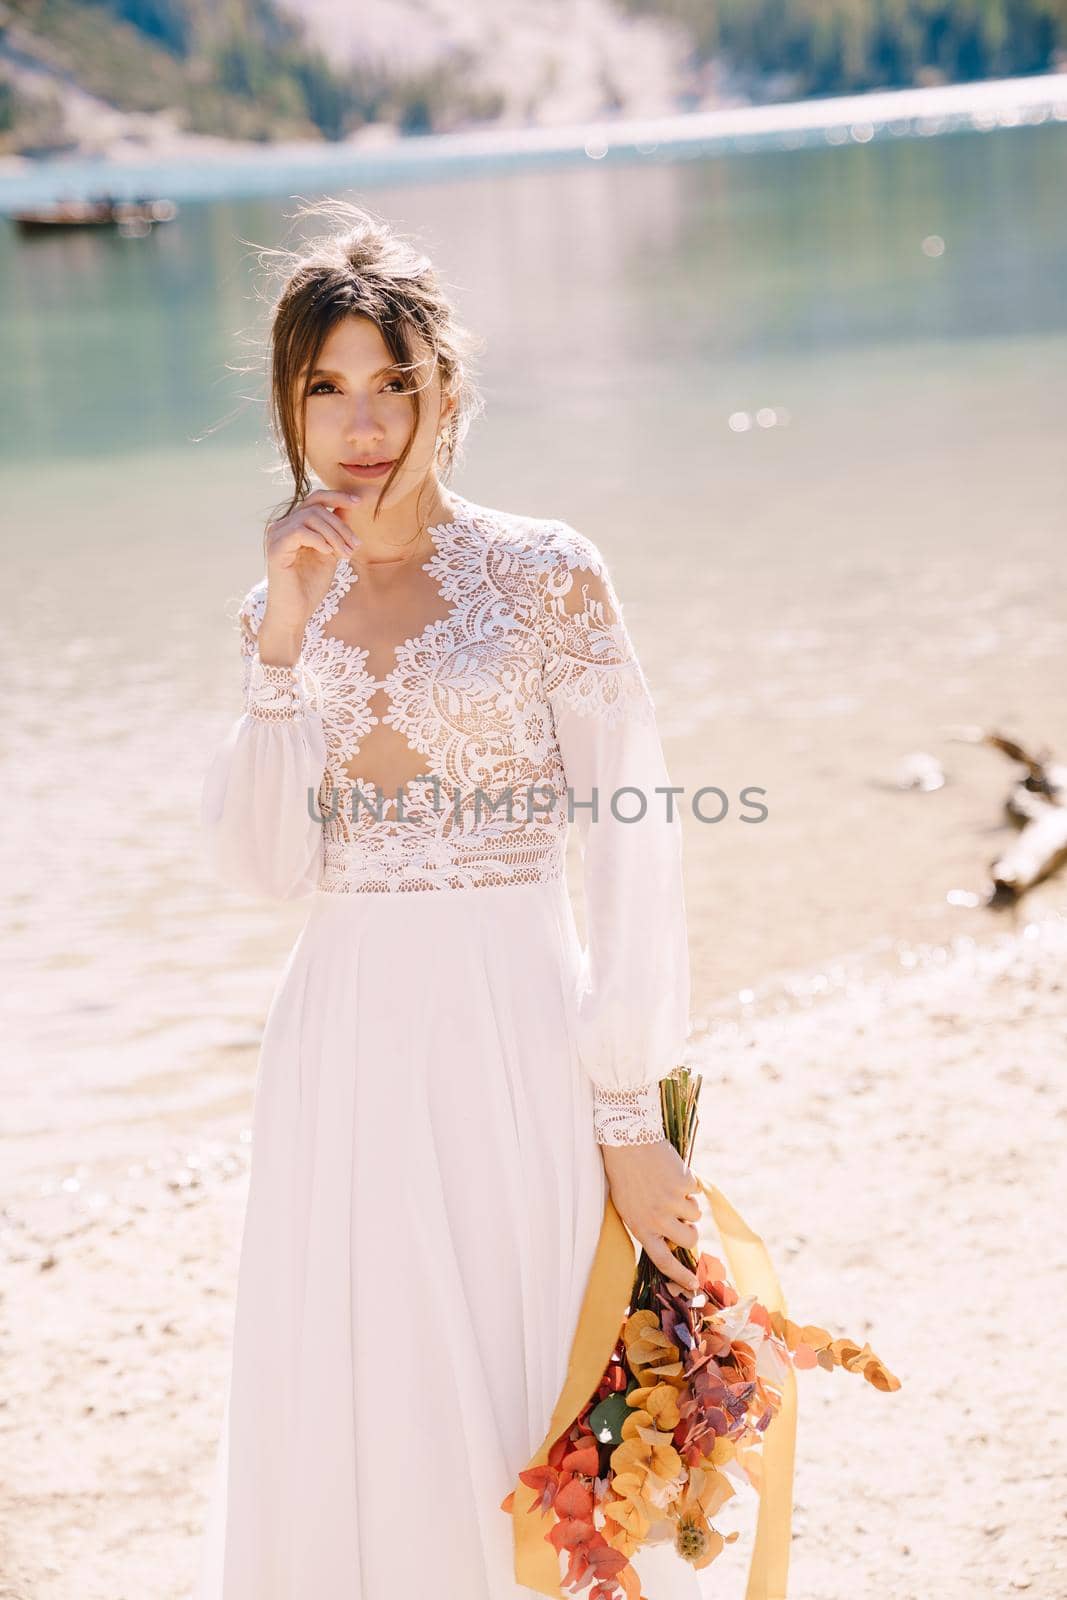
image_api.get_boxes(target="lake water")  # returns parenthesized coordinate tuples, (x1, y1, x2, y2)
(2, 118, 1065, 1182)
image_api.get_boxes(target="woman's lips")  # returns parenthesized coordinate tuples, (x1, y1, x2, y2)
(340, 459, 395, 479)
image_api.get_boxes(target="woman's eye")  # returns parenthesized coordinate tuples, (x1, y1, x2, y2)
(306, 379, 407, 396)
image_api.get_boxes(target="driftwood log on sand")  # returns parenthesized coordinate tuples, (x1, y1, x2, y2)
(947, 727, 1067, 903)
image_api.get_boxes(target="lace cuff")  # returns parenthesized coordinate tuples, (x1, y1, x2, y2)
(245, 658, 309, 722)
(592, 1082, 666, 1146)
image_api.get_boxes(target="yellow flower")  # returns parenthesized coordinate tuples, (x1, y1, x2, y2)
(622, 1310, 660, 1348)
(677, 1464, 736, 1521)
(703, 1435, 738, 1469)
(626, 1325, 684, 1385)
(644, 1382, 682, 1432)
(645, 1436, 683, 1483)
(620, 1383, 680, 1436)
(616, 1416, 654, 1451)
(602, 1519, 642, 1560)
(611, 1434, 658, 1482)
(601, 1491, 654, 1542)
(617, 1416, 682, 1482)
(601, 1468, 657, 1554)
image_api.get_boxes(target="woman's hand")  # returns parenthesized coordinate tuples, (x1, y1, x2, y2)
(600, 1140, 703, 1296)
(258, 489, 364, 663)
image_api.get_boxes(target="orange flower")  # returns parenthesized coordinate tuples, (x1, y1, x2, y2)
(830, 1338, 901, 1391)
(502, 1105, 903, 1599)
(555, 1476, 595, 1521)
(696, 1251, 739, 1307)
(560, 1439, 601, 1476)
(516, 1462, 558, 1508)
(768, 1312, 901, 1389)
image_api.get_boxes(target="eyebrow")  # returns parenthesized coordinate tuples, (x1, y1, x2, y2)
(306, 364, 401, 380)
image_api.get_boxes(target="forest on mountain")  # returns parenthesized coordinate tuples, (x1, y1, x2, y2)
(623, 0, 1066, 96)
(2, 0, 1065, 154)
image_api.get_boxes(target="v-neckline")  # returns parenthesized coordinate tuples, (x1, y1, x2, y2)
(309, 493, 474, 690)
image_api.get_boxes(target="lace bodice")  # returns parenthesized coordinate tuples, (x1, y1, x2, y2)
(200, 493, 691, 1144)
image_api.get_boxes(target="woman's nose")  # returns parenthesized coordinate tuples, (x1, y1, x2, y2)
(344, 401, 386, 440)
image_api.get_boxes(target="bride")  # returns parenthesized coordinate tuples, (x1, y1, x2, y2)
(195, 198, 703, 1599)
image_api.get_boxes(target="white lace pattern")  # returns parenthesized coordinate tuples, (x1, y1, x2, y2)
(245, 658, 312, 721)
(234, 500, 653, 894)
(591, 1083, 667, 1145)
(206, 493, 691, 1141)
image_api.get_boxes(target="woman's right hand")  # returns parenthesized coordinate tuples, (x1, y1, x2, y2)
(263, 488, 364, 633)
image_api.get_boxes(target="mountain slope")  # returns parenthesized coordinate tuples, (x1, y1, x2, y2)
(0, 0, 697, 157)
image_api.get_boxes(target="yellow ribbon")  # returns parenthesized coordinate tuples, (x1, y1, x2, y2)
(509, 1177, 797, 1599)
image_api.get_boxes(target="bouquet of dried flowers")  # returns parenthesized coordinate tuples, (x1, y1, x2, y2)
(501, 1067, 900, 1600)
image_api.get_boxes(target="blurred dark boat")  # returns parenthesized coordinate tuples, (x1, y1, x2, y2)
(14, 198, 179, 237)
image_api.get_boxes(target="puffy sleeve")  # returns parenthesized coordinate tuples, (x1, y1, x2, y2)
(199, 578, 328, 901)
(528, 524, 692, 1146)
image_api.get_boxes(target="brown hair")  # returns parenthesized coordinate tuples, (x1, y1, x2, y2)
(247, 197, 485, 540)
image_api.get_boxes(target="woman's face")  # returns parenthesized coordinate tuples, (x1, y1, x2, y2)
(297, 314, 454, 508)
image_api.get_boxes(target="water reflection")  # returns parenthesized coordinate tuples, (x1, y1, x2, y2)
(0, 120, 1065, 1189)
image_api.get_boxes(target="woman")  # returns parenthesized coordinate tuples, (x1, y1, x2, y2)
(196, 199, 704, 1599)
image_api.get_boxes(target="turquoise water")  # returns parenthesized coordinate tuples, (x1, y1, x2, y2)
(2, 121, 1064, 460)
(1, 119, 1065, 1150)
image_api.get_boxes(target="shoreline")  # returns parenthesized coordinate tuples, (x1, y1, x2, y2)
(2, 903, 1064, 1596)
(2, 68, 1066, 212)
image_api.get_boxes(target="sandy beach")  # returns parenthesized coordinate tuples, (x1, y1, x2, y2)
(3, 899, 1065, 1599)
(2, 83, 1065, 1595)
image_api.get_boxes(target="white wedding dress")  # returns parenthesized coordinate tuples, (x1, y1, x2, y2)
(194, 491, 700, 1599)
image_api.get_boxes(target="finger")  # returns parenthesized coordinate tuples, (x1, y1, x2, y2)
(644, 1236, 700, 1295)
(303, 515, 355, 560)
(317, 509, 362, 555)
(267, 521, 334, 562)
(279, 528, 333, 560)
(301, 510, 351, 560)
(664, 1217, 700, 1251)
(303, 488, 362, 510)
(296, 512, 347, 560)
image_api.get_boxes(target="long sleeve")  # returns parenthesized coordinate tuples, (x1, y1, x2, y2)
(199, 580, 328, 901)
(531, 526, 692, 1146)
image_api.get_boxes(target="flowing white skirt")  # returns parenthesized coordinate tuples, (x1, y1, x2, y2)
(193, 875, 703, 1600)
